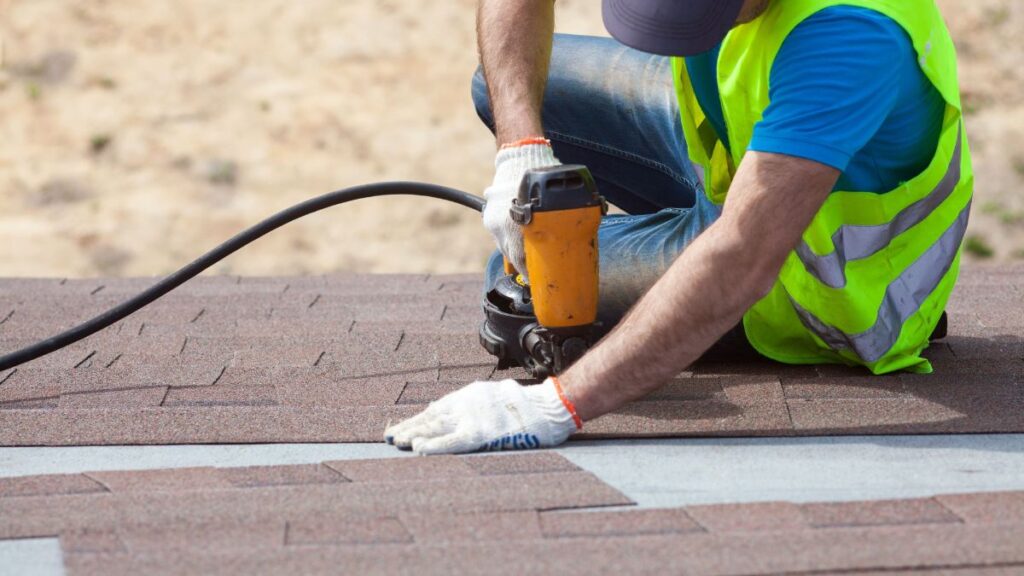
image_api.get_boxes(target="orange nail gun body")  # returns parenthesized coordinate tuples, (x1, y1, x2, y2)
(480, 165, 607, 377)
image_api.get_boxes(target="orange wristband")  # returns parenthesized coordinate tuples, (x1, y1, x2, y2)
(550, 375, 583, 430)
(500, 136, 551, 150)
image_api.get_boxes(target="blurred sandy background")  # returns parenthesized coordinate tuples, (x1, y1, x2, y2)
(0, 0, 1021, 278)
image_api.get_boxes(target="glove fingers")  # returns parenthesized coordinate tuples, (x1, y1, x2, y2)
(412, 432, 475, 455)
(506, 240, 529, 283)
(500, 237, 529, 284)
(384, 410, 434, 446)
(482, 193, 529, 283)
(386, 410, 451, 450)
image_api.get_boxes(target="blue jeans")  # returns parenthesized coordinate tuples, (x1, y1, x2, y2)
(474, 34, 722, 329)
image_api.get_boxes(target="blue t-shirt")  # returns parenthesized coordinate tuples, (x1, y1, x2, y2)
(684, 6, 946, 193)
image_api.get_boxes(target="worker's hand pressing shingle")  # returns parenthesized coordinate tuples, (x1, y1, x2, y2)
(384, 378, 580, 455)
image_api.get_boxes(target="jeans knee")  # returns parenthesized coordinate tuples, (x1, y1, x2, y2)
(483, 249, 504, 293)
(471, 66, 495, 130)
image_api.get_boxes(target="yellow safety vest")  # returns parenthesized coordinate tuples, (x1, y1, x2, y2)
(671, 0, 973, 374)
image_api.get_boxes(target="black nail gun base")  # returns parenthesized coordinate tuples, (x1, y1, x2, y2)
(479, 275, 594, 379)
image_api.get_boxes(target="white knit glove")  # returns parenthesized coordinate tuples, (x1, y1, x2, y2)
(384, 378, 581, 455)
(483, 143, 561, 283)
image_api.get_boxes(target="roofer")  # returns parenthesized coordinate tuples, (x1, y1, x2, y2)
(385, 0, 973, 454)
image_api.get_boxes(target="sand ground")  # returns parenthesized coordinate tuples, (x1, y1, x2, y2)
(0, 0, 1021, 278)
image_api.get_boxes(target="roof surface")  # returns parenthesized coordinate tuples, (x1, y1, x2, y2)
(0, 265, 1021, 445)
(2, 452, 1023, 575)
(0, 265, 1022, 574)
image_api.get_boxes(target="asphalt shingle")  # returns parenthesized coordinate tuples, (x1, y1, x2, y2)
(0, 265, 1020, 445)
(1, 454, 1021, 575)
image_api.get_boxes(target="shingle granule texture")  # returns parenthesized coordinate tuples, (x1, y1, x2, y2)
(1, 453, 1022, 575)
(0, 265, 1021, 445)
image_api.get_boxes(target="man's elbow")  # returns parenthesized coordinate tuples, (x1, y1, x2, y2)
(748, 263, 780, 302)
(716, 219, 788, 303)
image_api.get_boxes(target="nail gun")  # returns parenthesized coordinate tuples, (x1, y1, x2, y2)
(479, 165, 608, 378)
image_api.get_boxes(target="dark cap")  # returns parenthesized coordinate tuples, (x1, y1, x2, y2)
(602, 0, 745, 56)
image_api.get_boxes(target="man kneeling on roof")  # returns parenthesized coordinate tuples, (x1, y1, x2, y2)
(386, 0, 973, 454)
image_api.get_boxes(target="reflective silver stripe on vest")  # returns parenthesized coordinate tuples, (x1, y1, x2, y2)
(790, 200, 971, 363)
(797, 127, 963, 289)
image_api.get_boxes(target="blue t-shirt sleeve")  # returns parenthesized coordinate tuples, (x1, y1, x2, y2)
(748, 7, 911, 171)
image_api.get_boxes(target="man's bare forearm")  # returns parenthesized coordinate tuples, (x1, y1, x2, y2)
(476, 0, 554, 145)
(560, 152, 839, 420)
(561, 210, 770, 419)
